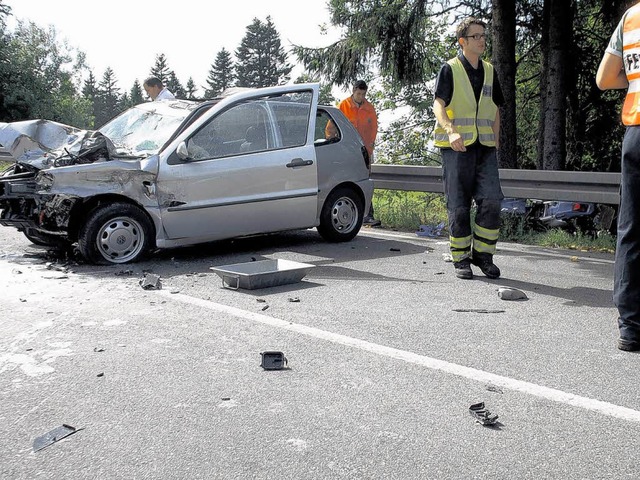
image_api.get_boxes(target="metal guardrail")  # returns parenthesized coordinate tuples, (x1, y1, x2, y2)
(370, 164, 622, 205)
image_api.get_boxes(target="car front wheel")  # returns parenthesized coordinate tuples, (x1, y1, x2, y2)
(317, 187, 364, 242)
(78, 203, 153, 265)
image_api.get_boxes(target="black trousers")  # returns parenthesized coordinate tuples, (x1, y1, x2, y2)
(615, 126, 640, 341)
(442, 143, 504, 259)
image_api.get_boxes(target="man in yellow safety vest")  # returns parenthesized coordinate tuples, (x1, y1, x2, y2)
(597, 3, 640, 352)
(433, 17, 505, 280)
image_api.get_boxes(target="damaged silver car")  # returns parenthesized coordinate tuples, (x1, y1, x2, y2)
(0, 84, 373, 264)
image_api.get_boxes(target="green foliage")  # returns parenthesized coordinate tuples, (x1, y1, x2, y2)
(166, 70, 185, 99)
(235, 16, 292, 87)
(204, 48, 235, 98)
(185, 77, 197, 100)
(294, 74, 335, 105)
(149, 54, 171, 84)
(373, 190, 447, 231)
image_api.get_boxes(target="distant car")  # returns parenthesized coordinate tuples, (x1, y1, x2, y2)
(0, 84, 373, 264)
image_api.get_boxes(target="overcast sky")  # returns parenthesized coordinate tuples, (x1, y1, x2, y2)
(6, 0, 346, 96)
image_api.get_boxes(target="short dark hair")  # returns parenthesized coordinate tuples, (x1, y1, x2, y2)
(455, 17, 486, 40)
(143, 76, 163, 88)
(353, 79, 368, 91)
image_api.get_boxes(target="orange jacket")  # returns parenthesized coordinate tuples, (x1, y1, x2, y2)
(337, 96, 378, 156)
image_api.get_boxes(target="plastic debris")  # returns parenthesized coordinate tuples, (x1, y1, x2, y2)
(139, 273, 161, 290)
(497, 287, 528, 301)
(33, 424, 82, 452)
(469, 402, 499, 426)
(442, 253, 453, 263)
(260, 351, 288, 370)
(416, 222, 445, 237)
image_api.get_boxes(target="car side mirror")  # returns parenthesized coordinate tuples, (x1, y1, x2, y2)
(176, 141, 191, 161)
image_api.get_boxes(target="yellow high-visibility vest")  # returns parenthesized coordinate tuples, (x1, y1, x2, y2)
(434, 57, 498, 148)
(622, 4, 640, 126)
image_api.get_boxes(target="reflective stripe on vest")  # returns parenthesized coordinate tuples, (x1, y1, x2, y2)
(623, 5, 640, 125)
(434, 58, 498, 147)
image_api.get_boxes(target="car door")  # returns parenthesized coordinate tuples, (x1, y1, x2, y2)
(156, 86, 318, 241)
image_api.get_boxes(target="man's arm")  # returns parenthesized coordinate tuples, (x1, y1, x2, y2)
(596, 52, 628, 90)
(433, 97, 466, 152)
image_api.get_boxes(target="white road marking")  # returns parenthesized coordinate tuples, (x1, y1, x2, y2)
(160, 291, 640, 423)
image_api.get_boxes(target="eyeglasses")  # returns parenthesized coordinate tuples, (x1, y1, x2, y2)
(465, 33, 487, 40)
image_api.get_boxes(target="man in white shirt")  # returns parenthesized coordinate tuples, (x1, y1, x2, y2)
(143, 76, 175, 101)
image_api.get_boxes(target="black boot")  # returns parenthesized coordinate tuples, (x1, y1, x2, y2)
(453, 259, 473, 279)
(471, 253, 500, 279)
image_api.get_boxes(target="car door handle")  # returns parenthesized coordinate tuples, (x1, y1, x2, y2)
(286, 158, 314, 168)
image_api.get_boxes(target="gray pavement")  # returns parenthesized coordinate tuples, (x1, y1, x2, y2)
(0, 225, 638, 479)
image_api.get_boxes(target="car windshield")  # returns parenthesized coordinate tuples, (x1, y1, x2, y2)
(99, 104, 193, 157)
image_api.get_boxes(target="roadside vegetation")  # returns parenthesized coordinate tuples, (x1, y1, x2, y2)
(372, 190, 617, 254)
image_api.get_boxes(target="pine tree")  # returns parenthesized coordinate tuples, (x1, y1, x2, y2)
(235, 16, 292, 87)
(96, 67, 120, 126)
(149, 54, 171, 83)
(165, 70, 185, 99)
(185, 77, 197, 99)
(129, 79, 144, 105)
(204, 48, 235, 97)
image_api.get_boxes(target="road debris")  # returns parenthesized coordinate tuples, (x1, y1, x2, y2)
(97, 372, 104, 377)
(442, 253, 453, 263)
(93, 347, 105, 352)
(390, 247, 401, 252)
(288, 297, 300, 302)
(260, 351, 288, 370)
(139, 273, 161, 290)
(469, 402, 499, 426)
(115, 269, 134, 276)
(416, 222, 445, 237)
(256, 298, 267, 303)
(486, 384, 504, 394)
(454, 308, 505, 314)
(497, 287, 528, 301)
(33, 424, 83, 452)
(261, 305, 269, 311)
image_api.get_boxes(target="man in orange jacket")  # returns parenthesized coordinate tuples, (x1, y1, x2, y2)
(338, 80, 380, 226)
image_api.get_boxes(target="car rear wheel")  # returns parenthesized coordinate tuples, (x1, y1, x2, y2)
(23, 228, 70, 249)
(78, 203, 153, 265)
(317, 187, 363, 242)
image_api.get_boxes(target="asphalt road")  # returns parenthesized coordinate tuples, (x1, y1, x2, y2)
(0, 224, 637, 479)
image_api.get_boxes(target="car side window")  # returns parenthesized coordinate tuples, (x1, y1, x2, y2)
(186, 102, 269, 160)
(268, 92, 312, 148)
(314, 110, 341, 146)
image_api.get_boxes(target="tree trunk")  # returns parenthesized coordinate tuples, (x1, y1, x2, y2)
(538, 0, 572, 170)
(491, 0, 517, 169)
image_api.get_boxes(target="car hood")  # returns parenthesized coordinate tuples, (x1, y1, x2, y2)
(0, 119, 116, 171)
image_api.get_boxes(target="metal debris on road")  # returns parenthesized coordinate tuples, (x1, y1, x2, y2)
(139, 273, 161, 290)
(469, 402, 499, 426)
(453, 308, 505, 314)
(497, 287, 528, 301)
(260, 351, 288, 370)
(33, 424, 83, 452)
(486, 384, 504, 394)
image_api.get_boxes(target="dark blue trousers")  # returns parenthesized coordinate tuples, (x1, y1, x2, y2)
(441, 144, 504, 240)
(615, 126, 640, 342)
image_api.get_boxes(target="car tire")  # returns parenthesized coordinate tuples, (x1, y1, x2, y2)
(78, 203, 153, 265)
(23, 228, 70, 249)
(317, 187, 364, 242)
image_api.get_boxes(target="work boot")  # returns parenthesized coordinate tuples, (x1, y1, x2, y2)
(618, 337, 640, 352)
(471, 254, 501, 279)
(453, 259, 473, 279)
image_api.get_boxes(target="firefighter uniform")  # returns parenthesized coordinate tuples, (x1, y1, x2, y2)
(433, 55, 504, 269)
(602, 4, 640, 349)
